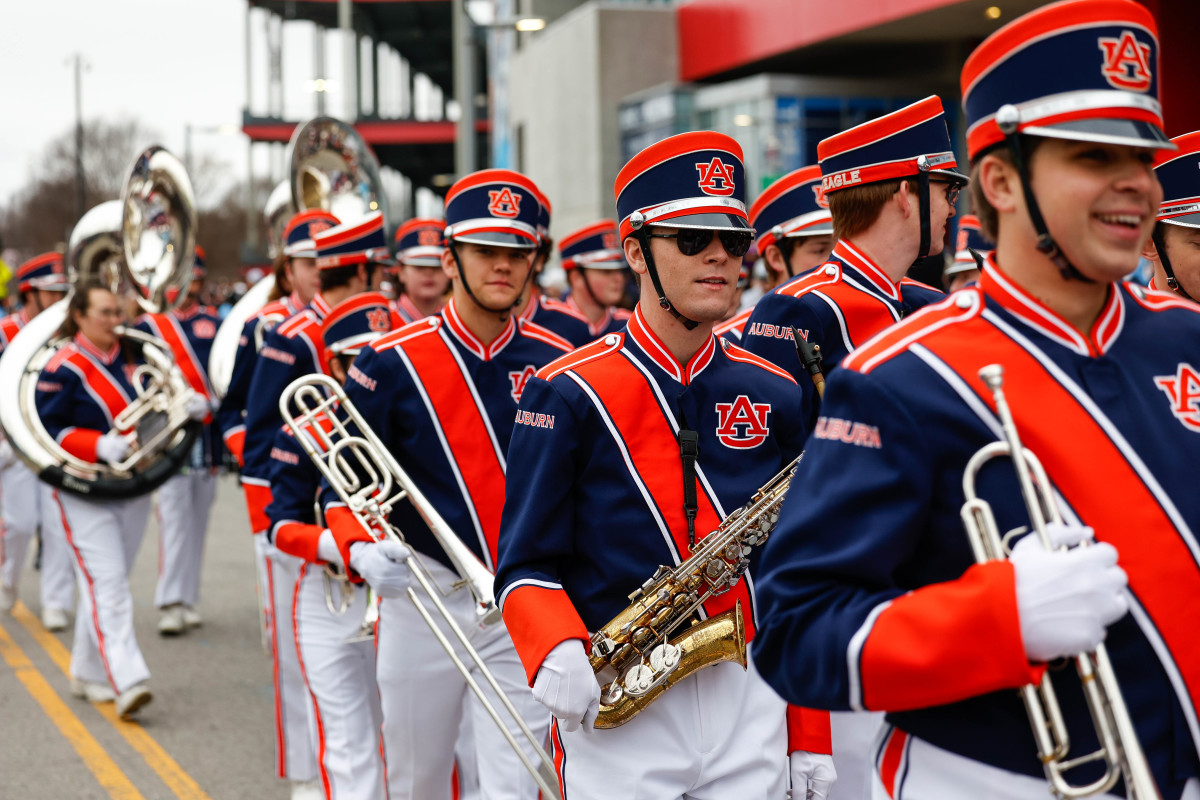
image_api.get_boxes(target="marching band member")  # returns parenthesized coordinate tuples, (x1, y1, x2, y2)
(557, 220, 632, 338)
(267, 294, 394, 800)
(244, 212, 389, 800)
(218, 209, 336, 473)
(943, 214, 989, 292)
(740, 98, 963, 416)
(494, 132, 834, 800)
(753, 2, 1200, 797)
(36, 284, 207, 717)
(514, 187, 598, 347)
(0, 252, 75, 631)
(716, 166, 835, 343)
(391, 218, 450, 323)
(1145, 131, 1200, 298)
(323, 169, 571, 800)
(135, 248, 222, 635)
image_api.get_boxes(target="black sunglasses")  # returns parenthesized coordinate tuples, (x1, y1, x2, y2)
(932, 180, 963, 206)
(647, 228, 754, 258)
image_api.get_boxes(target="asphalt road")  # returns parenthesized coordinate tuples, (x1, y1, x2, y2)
(0, 474, 290, 799)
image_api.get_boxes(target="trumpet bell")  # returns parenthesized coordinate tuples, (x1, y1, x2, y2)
(287, 117, 388, 225)
(121, 145, 198, 314)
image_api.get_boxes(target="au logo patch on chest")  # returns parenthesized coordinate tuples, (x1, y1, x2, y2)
(1154, 363, 1200, 431)
(487, 187, 522, 218)
(509, 365, 537, 403)
(1097, 30, 1153, 92)
(192, 319, 217, 339)
(714, 394, 771, 448)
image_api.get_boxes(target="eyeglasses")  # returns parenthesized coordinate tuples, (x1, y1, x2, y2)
(933, 180, 963, 207)
(646, 228, 754, 258)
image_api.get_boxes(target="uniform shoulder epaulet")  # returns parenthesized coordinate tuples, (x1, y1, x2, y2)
(721, 341, 798, 385)
(519, 319, 574, 352)
(714, 307, 752, 336)
(843, 290, 982, 374)
(541, 297, 591, 324)
(254, 299, 290, 320)
(276, 310, 318, 339)
(612, 308, 633, 321)
(899, 276, 942, 292)
(536, 333, 622, 381)
(777, 264, 841, 298)
(371, 316, 441, 352)
(1126, 281, 1200, 314)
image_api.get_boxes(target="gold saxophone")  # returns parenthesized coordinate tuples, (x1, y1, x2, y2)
(587, 456, 799, 729)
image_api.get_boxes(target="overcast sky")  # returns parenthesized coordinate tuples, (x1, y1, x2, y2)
(0, 0, 372, 209)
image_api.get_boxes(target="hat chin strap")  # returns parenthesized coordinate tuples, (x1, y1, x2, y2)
(915, 157, 933, 264)
(996, 106, 1095, 284)
(448, 242, 535, 320)
(631, 213, 700, 331)
(1152, 226, 1193, 301)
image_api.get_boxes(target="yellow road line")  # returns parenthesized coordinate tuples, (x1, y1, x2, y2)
(13, 603, 214, 800)
(0, 616, 144, 800)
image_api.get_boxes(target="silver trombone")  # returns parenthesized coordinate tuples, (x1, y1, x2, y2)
(279, 373, 561, 799)
(961, 364, 1160, 799)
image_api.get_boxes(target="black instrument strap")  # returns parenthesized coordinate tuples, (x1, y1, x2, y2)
(678, 428, 700, 549)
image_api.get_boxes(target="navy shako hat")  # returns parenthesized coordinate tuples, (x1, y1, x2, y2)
(192, 246, 207, 280)
(559, 221, 625, 271)
(313, 212, 391, 270)
(818, 97, 966, 195)
(1155, 132, 1200, 229)
(443, 169, 540, 249)
(321, 291, 394, 358)
(284, 210, 341, 259)
(947, 214, 991, 277)
(962, 0, 1171, 160)
(749, 165, 833, 252)
(394, 218, 445, 266)
(615, 131, 751, 240)
(17, 252, 69, 293)
(533, 186, 552, 243)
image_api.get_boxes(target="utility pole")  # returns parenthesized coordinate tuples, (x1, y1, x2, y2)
(452, 0, 476, 176)
(71, 54, 87, 222)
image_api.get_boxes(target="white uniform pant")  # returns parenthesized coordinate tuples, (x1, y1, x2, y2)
(54, 491, 151, 693)
(293, 562, 385, 800)
(376, 557, 551, 800)
(1, 463, 75, 611)
(868, 726, 1200, 799)
(553, 658, 787, 800)
(154, 470, 217, 608)
(258, 535, 318, 782)
(828, 710, 884, 800)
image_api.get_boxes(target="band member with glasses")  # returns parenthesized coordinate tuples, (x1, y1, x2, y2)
(753, 2, 1200, 797)
(0, 252, 76, 632)
(244, 213, 388, 800)
(266, 294, 394, 800)
(716, 166, 835, 344)
(1145, 131, 1200, 299)
(740, 98, 964, 432)
(36, 284, 207, 719)
(494, 132, 834, 800)
(557, 220, 632, 339)
(323, 169, 572, 800)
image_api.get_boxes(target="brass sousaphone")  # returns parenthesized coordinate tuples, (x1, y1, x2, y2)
(0, 146, 202, 499)
(208, 117, 387, 398)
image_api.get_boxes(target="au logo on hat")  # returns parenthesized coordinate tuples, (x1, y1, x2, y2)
(696, 157, 736, 196)
(487, 188, 522, 218)
(812, 184, 830, 209)
(366, 307, 390, 331)
(417, 228, 442, 246)
(308, 219, 334, 237)
(1098, 30, 1153, 91)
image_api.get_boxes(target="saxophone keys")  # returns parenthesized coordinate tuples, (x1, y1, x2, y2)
(590, 636, 616, 658)
(623, 664, 656, 696)
(649, 642, 681, 673)
(601, 680, 624, 705)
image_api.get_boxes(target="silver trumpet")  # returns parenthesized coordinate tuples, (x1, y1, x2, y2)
(961, 364, 1160, 799)
(279, 373, 561, 799)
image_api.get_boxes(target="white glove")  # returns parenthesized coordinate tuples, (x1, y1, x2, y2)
(184, 392, 210, 421)
(0, 439, 14, 471)
(790, 751, 837, 800)
(96, 432, 131, 464)
(348, 540, 412, 598)
(317, 529, 343, 569)
(1012, 524, 1128, 662)
(532, 640, 601, 732)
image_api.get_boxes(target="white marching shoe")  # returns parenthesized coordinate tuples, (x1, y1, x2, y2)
(158, 604, 186, 636)
(182, 606, 202, 628)
(116, 682, 153, 720)
(70, 677, 116, 704)
(290, 779, 323, 800)
(41, 606, 69, 632)
(0, 583, 16, 613)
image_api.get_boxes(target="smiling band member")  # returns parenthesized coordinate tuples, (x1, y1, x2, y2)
(752, 1, 1200, 797)
(323, 169, 573, 800)
(494, 132, 835, 800)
